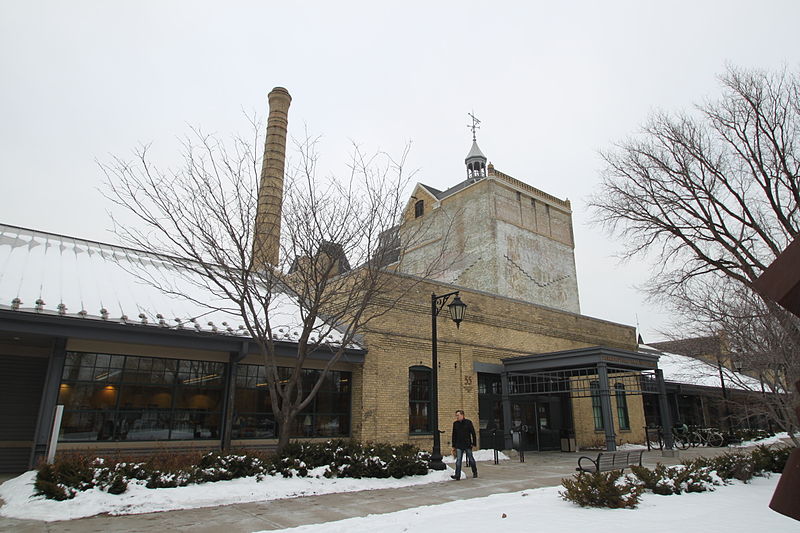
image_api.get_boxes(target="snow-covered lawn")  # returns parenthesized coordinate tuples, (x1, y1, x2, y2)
(256, 475, 796, 533)
(0, 467, 454, 522)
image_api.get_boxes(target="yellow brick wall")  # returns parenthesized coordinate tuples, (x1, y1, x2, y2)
(571, 380, 647, 449)
(354, 273, 638, 450)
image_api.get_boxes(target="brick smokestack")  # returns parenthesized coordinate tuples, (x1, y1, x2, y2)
(253, 87, 291, 270)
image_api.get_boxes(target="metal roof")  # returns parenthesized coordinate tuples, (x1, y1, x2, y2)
(0, 223, 356, 348)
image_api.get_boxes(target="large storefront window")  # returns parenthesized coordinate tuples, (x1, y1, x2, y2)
(409, 366, 432, 433)
(233, 364, 351, 439)
(58, 352, 223, 442)
(58, 353, 352, 442)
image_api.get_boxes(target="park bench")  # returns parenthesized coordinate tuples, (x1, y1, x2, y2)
(576, 449, 644, 473)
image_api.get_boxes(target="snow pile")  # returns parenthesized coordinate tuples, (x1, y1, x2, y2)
(0, 468, 454, 522)
(442, 449, 509, 463)
(731, 432, 792, 448)
(256, 476, 796, 533)
(616, 443, 649, 451)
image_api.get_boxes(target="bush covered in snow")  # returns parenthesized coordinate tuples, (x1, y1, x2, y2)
(279, 440, 429, 479)
(630, 463, 721, 495)
(560, 470, 643, 509)
(34, 440, 431, 500)
(561, 444, 795, 508)
(732, 428, 774, 443)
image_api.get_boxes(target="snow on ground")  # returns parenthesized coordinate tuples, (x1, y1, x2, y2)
(731, 432, 792, 448)
(615, 443, 649, 450)
(442, 449, 509, 463)
(0, 467, 455, 522)
(615, 432, 795, 451)
(257, 476, 796, 533)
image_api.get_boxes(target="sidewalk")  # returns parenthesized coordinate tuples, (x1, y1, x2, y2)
(0, 446, 747, 533)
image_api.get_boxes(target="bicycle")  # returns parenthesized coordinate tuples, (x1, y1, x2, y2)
(669, 427, 691, 450)
(688, 427, 725, 447)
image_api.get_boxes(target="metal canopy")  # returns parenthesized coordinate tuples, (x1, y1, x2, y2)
(500, 346, 672, 452)
(503, 345, 659, 373)
(506, 366, 661, 398)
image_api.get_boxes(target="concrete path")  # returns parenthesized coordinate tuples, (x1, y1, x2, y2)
(0, 446, 753, 533)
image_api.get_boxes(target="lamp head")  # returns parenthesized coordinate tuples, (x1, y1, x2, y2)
(448, 294, 467, 328)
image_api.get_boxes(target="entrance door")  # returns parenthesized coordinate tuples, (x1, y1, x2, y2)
(477, 373, 504, 450)
(0, 354, 49, 472)
(511, 397, 562, 451)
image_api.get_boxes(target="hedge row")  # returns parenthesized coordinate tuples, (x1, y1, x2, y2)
(35, 440, 430, 500)
(560, 444, 793, 509)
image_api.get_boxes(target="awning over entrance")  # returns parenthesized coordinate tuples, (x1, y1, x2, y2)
(500, 346, 673, 451)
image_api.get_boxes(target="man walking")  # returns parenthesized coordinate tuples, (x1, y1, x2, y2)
(450, 409, 478, 480)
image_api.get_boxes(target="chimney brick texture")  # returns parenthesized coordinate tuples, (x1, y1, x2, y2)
(253, 87, 291, 270)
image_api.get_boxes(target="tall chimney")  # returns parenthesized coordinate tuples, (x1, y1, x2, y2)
(253, 87, 292, 270)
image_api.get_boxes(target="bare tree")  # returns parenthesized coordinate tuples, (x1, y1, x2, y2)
(102, 117, 448, 450)
(665, 278, 799, 444)
(589, 65, 800, 437)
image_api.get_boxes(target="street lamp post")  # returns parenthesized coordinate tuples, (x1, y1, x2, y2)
(428, 291, 467, 471)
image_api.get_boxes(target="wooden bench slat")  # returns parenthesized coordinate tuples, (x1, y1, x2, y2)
(576, 449, 643, 473)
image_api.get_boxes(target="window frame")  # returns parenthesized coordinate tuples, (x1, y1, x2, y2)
(409, 365, 433, 434)
(590, 380, 604, 431)
(414, 199, 424, 218)
(615, 383, 630, 430)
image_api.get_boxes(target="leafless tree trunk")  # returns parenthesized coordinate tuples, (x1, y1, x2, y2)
(102, 117, 449, 451)
(589, 65, 800, 440)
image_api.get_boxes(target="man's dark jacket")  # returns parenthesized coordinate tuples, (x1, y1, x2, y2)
(451, 418, 477, 449)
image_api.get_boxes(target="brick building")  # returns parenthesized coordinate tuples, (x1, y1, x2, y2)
(0, 90, 678, 472)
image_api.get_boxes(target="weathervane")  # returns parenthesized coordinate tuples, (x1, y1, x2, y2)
(467, 111, 481, 141)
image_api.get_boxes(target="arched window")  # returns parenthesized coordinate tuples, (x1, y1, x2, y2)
(409, 366, 432, 433)
(615, 383, 630, 430)
(414, 199, 424, 218)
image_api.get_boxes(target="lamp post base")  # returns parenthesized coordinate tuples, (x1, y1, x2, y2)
(428, 452, 446, 471)
(428, 430, 447, 470)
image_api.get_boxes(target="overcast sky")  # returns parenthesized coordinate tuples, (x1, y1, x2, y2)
(2, 1, 799, 342)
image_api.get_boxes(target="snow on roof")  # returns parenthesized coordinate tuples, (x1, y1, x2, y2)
(0, 223, 353, 347)
(639, 344, 762, 391)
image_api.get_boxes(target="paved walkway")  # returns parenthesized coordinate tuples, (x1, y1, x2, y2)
(0, 446, 750, 533)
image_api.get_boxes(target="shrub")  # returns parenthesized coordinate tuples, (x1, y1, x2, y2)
(750, 444, 792, 474)
(630, 463, 719, 495)
(733, 428, 774, 443)
(630, 464, 678, 495)
(703, 453, 756, 482)
(34, 456, 96, 500)
(560, 471, 643, 509)
(34, 439, 430, 500)
(106, 475, 128, 495)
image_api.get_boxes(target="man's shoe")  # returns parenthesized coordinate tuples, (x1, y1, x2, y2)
(473, 472, 478, 478)
(450, 475, 459, 480)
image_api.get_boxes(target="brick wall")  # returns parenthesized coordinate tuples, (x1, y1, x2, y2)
(354, 273, 639, 449)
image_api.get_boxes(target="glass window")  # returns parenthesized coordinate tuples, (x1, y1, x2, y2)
(615, 383, 630, 430)
(414, 200, 424, 218)
(590, 381, 604, 430)
(58, 352, 223, 442)
(59, 353, 350, 442)
(231, 364, 350, 439)
(409, 366, 432, 433)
